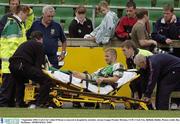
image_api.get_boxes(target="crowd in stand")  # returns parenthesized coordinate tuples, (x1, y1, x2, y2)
(0, 0, 180, 110)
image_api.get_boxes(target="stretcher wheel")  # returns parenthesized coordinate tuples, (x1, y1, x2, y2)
(51, 98, 63, 108)
(110, 103, 115, 109)
(101, 103, 115, 109)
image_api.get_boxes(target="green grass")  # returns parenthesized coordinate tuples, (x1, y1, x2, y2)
(0, 108, 180, 117)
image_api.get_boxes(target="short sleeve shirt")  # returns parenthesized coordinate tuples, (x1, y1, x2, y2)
(91, 63, 124, 80)
(131, 21, 149, 49)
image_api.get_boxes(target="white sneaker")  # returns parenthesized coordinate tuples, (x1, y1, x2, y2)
(170, 103, 178, 110)
(28, 104, 36, 109)
(48, 106, 53, 109)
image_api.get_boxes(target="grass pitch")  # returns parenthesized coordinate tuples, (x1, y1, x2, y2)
(0, 108, 180, 118)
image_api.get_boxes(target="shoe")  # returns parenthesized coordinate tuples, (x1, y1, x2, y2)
(28, 104, 36, 109)
(170, 103, 178, 110)
(48, 106, 53, 109)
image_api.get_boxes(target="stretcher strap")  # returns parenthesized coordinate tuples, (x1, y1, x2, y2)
(68, 72, 73, 84)
(111, 83, 118, 90)
(85, 74, 89, 89)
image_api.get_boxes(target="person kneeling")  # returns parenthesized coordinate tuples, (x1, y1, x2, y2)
(9, 31, 55, 108)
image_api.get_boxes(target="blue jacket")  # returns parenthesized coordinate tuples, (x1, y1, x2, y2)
(145, 54, 180, 98)
(151, 17, 180, 43)
(26, 18, 66, 55)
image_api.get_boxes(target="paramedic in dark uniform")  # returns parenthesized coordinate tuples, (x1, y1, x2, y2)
(9, 31, 54, 107)
(134, 53, 180, 110)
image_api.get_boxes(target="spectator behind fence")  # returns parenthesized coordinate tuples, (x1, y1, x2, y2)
(121, 40, 152, 103)
(151, 4, 180, 57)
(0, 0, 34, 36)
(115, 1, 137, 41)
(84, 0, 118, 44)
(134, 54, 180, 110)
(131, 9, 157, 51)
(69, 5, 93, 38)
(115, 1, 150, 41)
(27, 5, 67, 69)
(152, 4, 180, 45)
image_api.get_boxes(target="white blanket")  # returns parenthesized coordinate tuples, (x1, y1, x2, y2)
(46, 70, 137, 95)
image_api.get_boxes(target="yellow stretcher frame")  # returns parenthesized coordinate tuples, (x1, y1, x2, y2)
(24, 72, 149, 110)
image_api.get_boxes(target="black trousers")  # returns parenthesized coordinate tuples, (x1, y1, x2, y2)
(156, 69, 180, 110)
(129, 69, 149, 99)
(9, 59, 54, 107)
(0, 74, 16, 107)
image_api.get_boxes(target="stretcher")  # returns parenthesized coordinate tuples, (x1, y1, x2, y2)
(24, 68, 150, 110)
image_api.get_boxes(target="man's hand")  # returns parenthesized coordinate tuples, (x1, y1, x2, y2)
(170, 14, 177, 23)
(72, 71, 82, 79)
(58, 51, 66, 61)
(96, 77, 105, 84)
(142, 96, 151, 103)
(151, 40, 157, 46)
(165, 38, 173, 44)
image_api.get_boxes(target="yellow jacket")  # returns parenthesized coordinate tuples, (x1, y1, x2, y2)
(0, 16, 27, 73)
(0, 8, 34, 73)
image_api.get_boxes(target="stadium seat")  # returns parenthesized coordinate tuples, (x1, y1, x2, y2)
(86, 8, 93, 18)
(110, 0, 128, 6)
(122, 9, 126, 16)
(95, 16, 103, 27)
(149, 10, 163, 21)
(0, 0, 7, 3)
(155, 0, 174, 7)
(39, 0, 60, 4)
(174, 10, 180, 18)
(85, 0, 101, 5)
(21, 0, 39, 4)
(54, 16, 61, 23)
(149, 20, 156, 32)
(134, 0, 152, 7)
(0, 6, 5, 16)
(174, 0, 179, 7)
(55, 7, 74, 17)
(64, 0, 85, 5)
(33, 6, 43, 17)
(59, 17, 73, 32)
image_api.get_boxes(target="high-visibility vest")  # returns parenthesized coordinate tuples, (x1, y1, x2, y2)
(0, 16, 27, 73)
(138, 48, 153, 56)
(25, 8, 34, 31)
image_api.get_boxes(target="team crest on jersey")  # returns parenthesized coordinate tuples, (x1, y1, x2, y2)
(78, 29, 82, 33)
(87, 25, 91, 28)
(51, 29, 55, 35)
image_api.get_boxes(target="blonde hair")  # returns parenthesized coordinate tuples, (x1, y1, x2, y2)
(105, 48, 117, 59)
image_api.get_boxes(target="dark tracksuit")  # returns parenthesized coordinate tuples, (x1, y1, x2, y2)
(151, 17, 180, 57)
(145, 54, 180, 110)
(127, 49, 149, 99)
(8, 40, 53, 107)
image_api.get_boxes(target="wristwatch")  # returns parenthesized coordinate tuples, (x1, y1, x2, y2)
(61, 51, 66, 55)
